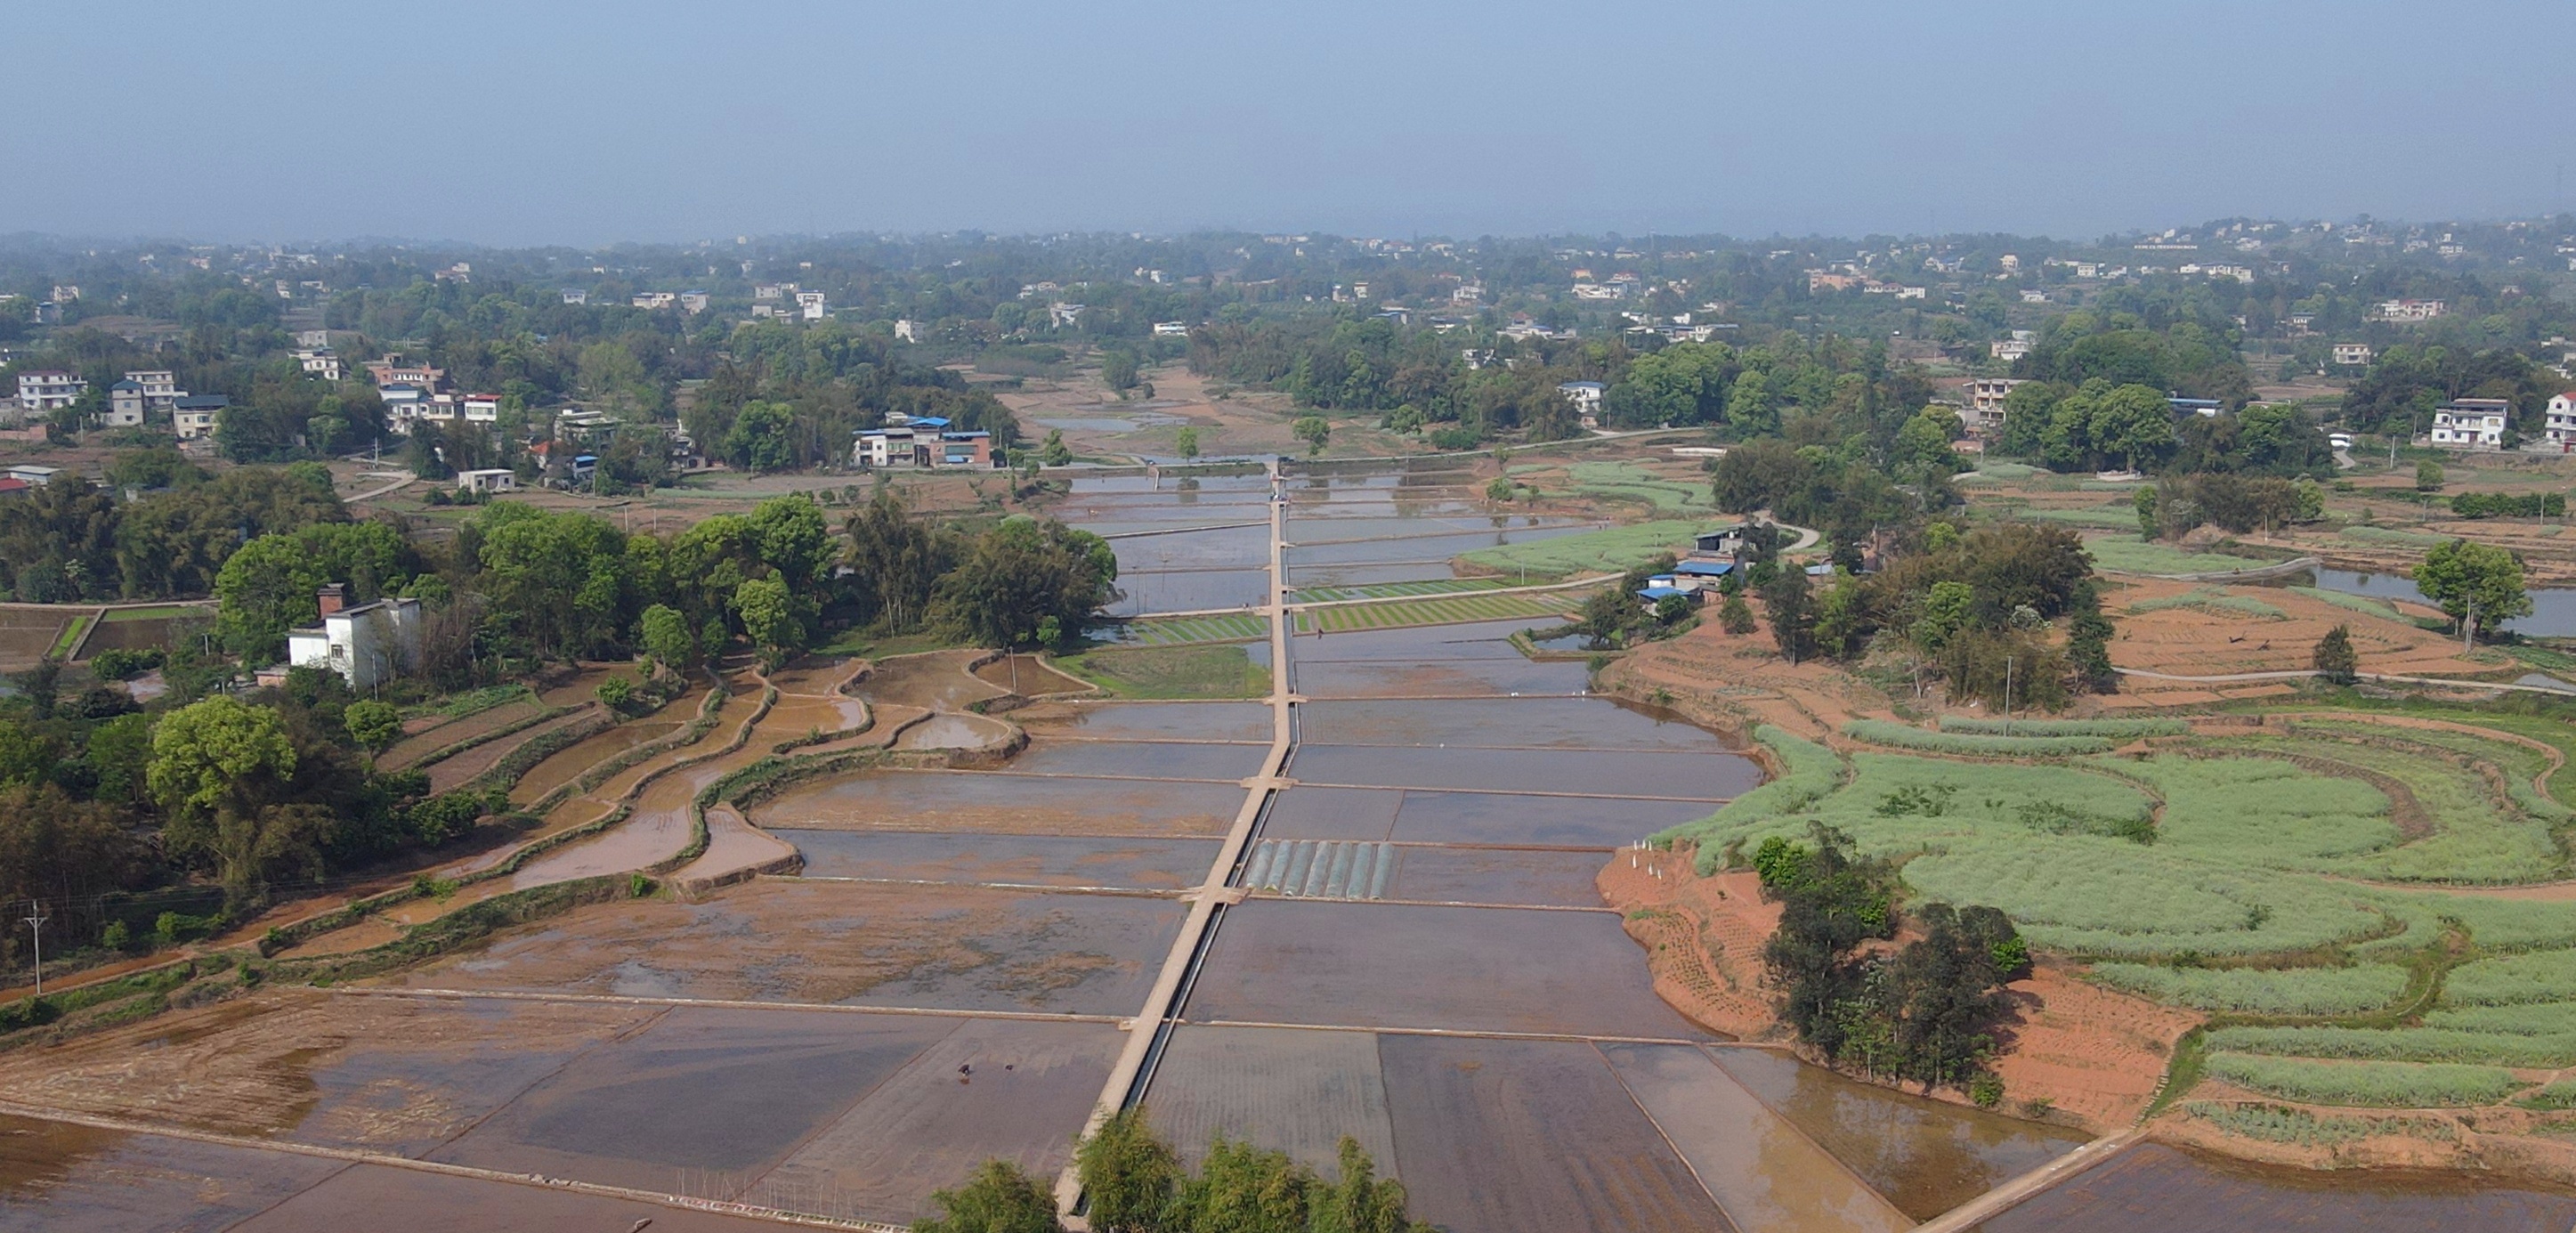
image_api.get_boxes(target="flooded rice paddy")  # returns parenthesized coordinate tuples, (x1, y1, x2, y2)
(14, 466, 2564, 1231)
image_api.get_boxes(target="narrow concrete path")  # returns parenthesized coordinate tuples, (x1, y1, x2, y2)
(1058, 458, 1297, 1219)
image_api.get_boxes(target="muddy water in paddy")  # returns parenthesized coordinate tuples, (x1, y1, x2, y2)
(0, 1115, 346, 1232)
(1969, 1141, 2576, 1233)
(1291, 742, 1753, 799)
(890, 711, 1012, 750)
(1013, 700, 1273, 742)
(233, 1163, 790, 1232)
(1711, 1047, 2088, 1220)
(1381, 846, 1620, 906)
(1108, 568, 1271, 616)
(1260, 785, 1721, 846)
(507, 717, 681, 804)
(754, 767, 1244, 836)
(785, 830, 1221, 888)
(853, 650, 1006, 711)
(1184, 899, 1706, 1038)
(1299, 695, 1729, 750)
(1004, 738, 1270, 782)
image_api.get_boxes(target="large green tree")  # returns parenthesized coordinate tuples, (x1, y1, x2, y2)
(146, 696, 328, 911)
(2414, 539, 2530, 641)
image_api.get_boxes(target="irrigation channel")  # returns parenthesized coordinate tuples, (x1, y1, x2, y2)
(8, 465, 2576, 1231)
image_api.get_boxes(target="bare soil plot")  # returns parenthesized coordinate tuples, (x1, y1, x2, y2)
(1291, 743, 1754, 799)
(230, 1162, 793, 1233)
(2106, 578, 2488, 687)
(1710, 1047, 2089, 1221)
(1386, 847, 1616, 907)
(1970, 1142, 2576, 1233)
(747, 1018, 1122, 1227)
(1139, 1025, 1398, 1174)
(1597, 1042, 1910, 1233)
(1377, 1034, 1735, 1233)
(1298, 696, 1728, 751)
(1184, 900, 1709, 1038)
(0, 1114, 347, 1233)
(752, 768, 1243, 837)
(785, 831, 1221, 889)
(1012, 700, 1273, 742)
(0, 992, 656, 1151)
(391, 880, 1186, 1016)
(77, 613, 203, 656)
(428, 1006, 957, 1193)
(0, 609, 69, 671)
(973, 653, 1090, 695)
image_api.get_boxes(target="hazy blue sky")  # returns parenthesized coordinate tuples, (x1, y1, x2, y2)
(11, 1, 2570, 245)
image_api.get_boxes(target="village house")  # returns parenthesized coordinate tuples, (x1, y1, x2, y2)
(362, 355, 445, 391)
(172, 394, 227, 440)
(2429, 398, 2512, 450)
(456, 468, 516, 494)
(1557, 380, 1607, 429)
(4, 465, 63, 486)
(286, 584, 423, 692)
(104, 380, 147, 427)
(851, 414, 996, 468)
(2333, 343, 2375, 367)
(15, 370, 85, 414)
(1968, 378, 2021, 432)
(2546, 393, 2576, 448)
(2374, 298, 2447, 321)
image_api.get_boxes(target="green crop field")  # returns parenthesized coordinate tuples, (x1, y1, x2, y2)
(1055, 644, 1268, 700)
(2127, 587, 2287, 619)
(2291, 586, 2402, 619)
(1554, 460, 1717, 514)
(2204, 1053, 2531, 1107)
(1293, 591, 1581, 634)
(1122, 613, 1269, 645)
(1287, 578, 1514, 603)
(2085, 536, 2279, 576)
(1458, 519, 1714, 579)
(1939, 716, 2188, 738)
(2207, 1024, 2576, 1068)
(2090, 961, 2411, 1015)
(2340, 524, 2453, 548)
(1842, 718, 2114, 756)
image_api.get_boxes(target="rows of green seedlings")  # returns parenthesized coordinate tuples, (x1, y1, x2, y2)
(1938, 716, 2189, 739)
(1664, 713, 2576, 1111)
(1841, 718, 2116, 756)
(2181, 1101, 2457, 1148)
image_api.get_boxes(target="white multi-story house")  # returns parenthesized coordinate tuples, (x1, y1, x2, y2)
(16, 370, 85, 413)
(125, 370, 179, 410)
(1991, 330, 2036, 362)
(559, 288, 588, 305)
(379, 385, 425, 434)
(796, 290, 827, 320)
(679, 292, 709, 314)
(1152, 320, 1190, 337)
(173, 393, 227, 440)
(286, 585, 422, 691)
(2429, 398, 2512, 450)
(1557, 380, 1607, 429)
(1968, 378, 2022, 432)
(2546, 393, 2576, 447)
(631, 291, 676, 310)
(2333, 343, 2375, 367)
(2375, 298, 2447, 321)
(463, 393, 500, 423)
(294, 348, 343, 381)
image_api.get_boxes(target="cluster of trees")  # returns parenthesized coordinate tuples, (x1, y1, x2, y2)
(1754, 824, 2029, 1098)
(0, 661, 493, 969)
(917, 1110, 1428, 1233)
(2136, 472, 2324, 539)
(2012, 309, 2253, 405)
(2449, 491, 2565, 520)
(0, 458, 346, 602)
(2413, 539, 2531, 641)
(2342, 345, 2560, 440)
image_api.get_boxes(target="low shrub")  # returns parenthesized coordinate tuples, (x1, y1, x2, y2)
(2182, 1101, 2378, 1147)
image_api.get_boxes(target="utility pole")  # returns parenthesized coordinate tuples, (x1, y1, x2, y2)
(2465, 594, 2478, 654)
(2004, 653, 2015, 736)
(22, 902, 46, 998)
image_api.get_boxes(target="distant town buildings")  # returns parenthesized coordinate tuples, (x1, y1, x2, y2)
(2374, 298, 2447, 321)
